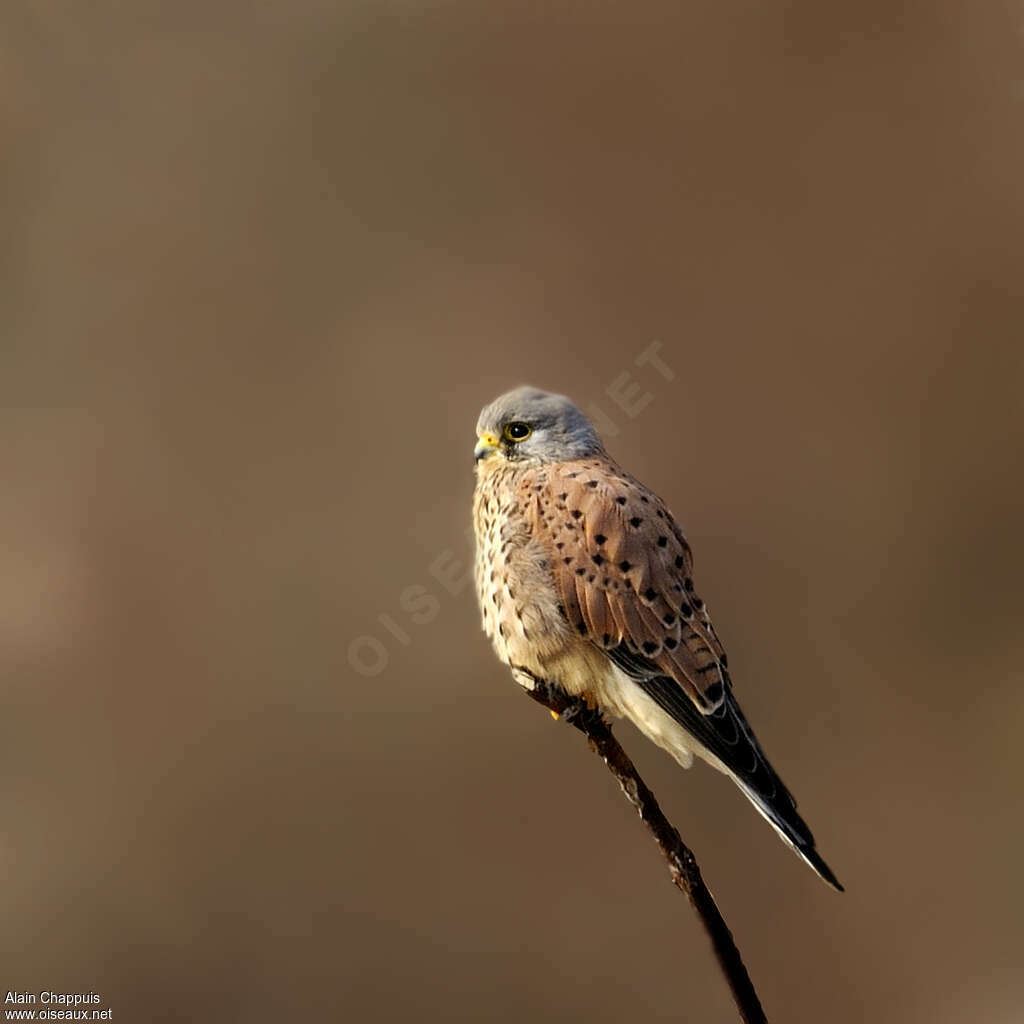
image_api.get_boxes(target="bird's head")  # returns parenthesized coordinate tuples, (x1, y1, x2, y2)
(474, 386, 603, 466)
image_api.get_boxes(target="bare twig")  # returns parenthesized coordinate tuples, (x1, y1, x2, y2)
(518, 670, 767, 1024)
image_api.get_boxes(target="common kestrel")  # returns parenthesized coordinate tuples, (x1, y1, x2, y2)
(472, 385, 841, 890)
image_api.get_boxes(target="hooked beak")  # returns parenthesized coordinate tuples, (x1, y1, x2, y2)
(474, 432, 499, 462)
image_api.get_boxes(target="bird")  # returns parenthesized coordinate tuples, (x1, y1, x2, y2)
(472, 385, 842, 891)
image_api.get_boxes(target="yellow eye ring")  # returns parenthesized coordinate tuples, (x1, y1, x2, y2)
(503, 421, 532, 443)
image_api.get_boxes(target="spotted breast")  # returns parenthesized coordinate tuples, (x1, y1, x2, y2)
(472, 460, 577, 683)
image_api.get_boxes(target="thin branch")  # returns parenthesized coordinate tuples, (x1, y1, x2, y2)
(518, 670, 767, 1024)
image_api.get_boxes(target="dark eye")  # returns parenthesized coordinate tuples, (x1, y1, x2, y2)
(503, 421, 532, 442)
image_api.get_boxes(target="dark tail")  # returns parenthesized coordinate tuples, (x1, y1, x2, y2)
(630, 662, 844, 891)
(736, 777, 844, 892)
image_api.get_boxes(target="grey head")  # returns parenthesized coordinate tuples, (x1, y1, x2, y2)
(474, 386, 603, 465)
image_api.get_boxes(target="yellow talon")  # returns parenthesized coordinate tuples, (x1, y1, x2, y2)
(550, 710, 560, 720)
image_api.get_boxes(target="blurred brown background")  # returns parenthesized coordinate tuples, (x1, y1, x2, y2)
(2, 2, 1023, 1021)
